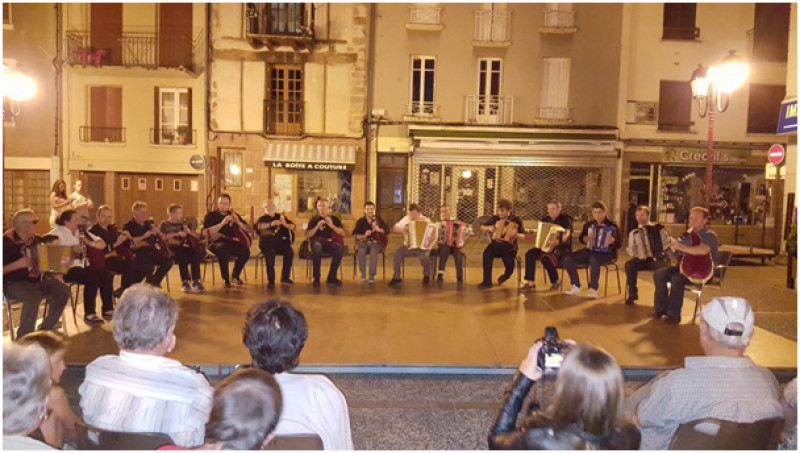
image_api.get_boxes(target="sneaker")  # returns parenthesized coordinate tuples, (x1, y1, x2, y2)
(280, 278, 293, 285)
(192, 281, 205, 292)
(497, 274, 510, 285)
(564, 285, 582, 296)
(478, 281, 492, 290)
(368, 278, 375, 284)
(422, 276, 430, 285)
(586, 288, 598, 299)
(388, 278, 402, 287)
(181, 281, 192, 292)
(549, 280, 561, 291)
(653, 310, 666, 319)
(232, 277, 245, 285)
(360, 276, 367, 282)
(223, 280, 232, 289)
(436, 274, 444, 283)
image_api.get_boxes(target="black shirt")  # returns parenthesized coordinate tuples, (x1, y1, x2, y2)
(256, 213, 295, 244)
(306, 215, 344, 241)
(203, 211, 247, 239)
(89, 223, 117, 253)
(159, 220, 185, 236)
(579, 218, 620, 253)
(123, 218, 157, 238)
(352, 216, 388, 242)
(3, 231, 32, 282)
(485, 215, 525, 246)
(542, 213, 573, 253)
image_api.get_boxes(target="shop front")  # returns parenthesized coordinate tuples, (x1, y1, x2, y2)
(624, 145, 784, 250)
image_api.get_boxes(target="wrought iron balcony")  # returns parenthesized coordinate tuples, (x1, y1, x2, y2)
(150, 127, 196, 146)
(405, 102, 440, 120)
(264, 99, 304, 135)
(464, 95, 514, 125)
(79, 126, 126, 143)
(473, 10, 511, 46)
(65, 30, 201, 70)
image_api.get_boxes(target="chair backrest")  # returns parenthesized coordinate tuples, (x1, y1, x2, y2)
(75, 423, 176, 450)
(263, 433, 324, 450)
(668, 417, 784, 450)
(707, 250, 733, 287)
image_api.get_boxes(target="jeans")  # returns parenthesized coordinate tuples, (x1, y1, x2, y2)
(437, 245, 463, 280)
(392, 246, 431, 280)
(357, 241, 381, 279)
(562, 249, 614, 290)
(311, 240, 344, 281)
(3, 278, 70, 338)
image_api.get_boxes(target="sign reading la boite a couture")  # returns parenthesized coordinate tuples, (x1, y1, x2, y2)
(269, 161, 352, 171)
(777, 99, 797, 134)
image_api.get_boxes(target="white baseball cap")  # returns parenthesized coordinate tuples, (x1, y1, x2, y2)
(701, 297, 754, 338)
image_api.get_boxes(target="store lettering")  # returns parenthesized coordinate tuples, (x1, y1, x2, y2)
(678, 150, 731, 163)
(270, 161, 350, 171)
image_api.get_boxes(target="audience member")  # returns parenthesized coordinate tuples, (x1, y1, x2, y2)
(489, 341, 639, 449)
(780, 377, 797, 450)
(627, 297, 782, 449)
(79, 284, 213, 447)
(3, 342, 54, 450)
(18, 331, 81, 449)
(243, 300, 354, 450)
(202, 368, 283, 450)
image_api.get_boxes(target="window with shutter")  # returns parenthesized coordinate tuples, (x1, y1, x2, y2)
(658, 81, 692, 132)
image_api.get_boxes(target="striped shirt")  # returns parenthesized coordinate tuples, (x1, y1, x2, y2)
(79, 351, 213, 448)
(635, 356, 782, 450)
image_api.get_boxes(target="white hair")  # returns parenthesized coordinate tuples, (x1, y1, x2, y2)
(3, 343, 50, 435)
(112, 284, 178, 351)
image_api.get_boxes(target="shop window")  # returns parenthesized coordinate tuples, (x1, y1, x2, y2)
(409, 56, 437, 117)
(658, 81, 692, 132)
(266, 65, 303, 135)
(751, 3, 790, 62)
(296, 171, 351, 215)
(662, 3, 699, 40)
(747, 84, 786, 134)
(155, 87, 192, 145)
(3, 170, 49, 232)
(246, 3, 306, 36)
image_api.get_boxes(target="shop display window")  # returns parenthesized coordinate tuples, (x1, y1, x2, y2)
(296, 170, 352, 214)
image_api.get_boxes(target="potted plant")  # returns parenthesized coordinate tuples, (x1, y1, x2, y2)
(176, 126, 190, 145)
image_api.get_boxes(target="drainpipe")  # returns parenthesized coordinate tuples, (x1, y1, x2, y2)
(364, 3, 377, 201)
(53, 4, 63, 171)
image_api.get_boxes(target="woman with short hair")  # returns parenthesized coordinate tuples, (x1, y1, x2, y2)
(489, 342, 640, 450)
(3, 342, 54, 450)
(79, 284, 213, 448)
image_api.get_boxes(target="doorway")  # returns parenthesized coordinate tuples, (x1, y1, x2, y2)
(377, 154, 407, 227)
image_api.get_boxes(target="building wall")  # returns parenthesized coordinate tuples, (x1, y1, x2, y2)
(782, 4, 797, 248)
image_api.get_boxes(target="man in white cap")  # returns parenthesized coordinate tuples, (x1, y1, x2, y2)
(626, 297, 782, 449)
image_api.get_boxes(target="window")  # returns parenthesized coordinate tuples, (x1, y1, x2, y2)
(747, 84, 786, 134)
(3, 3, 12, 28)
(662, 3, 698, 40)
(658, 81, 692, 132)
(266, 65, 303, 135)
(121, 177, 130, 190)
(751, 3, 790, 62)
(156, 88, 192, 145)
(410, 56, 436, 116)
(155, 179, 164, 191)
(3, 170, 49, 233)
(246, 3, 306, 36)
(295, 171, 352, 214)
(84, 86, 124, 142)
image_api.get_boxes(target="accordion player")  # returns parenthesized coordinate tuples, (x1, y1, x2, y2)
(587, 224, 615, 253)
(627, 224, 670, 261)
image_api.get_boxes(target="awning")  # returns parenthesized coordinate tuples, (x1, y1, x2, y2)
(263, 143, 357, 171)
(413, 141, 619, 167)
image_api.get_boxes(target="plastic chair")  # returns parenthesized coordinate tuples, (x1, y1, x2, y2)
(264, 433, 324, 450)
(75, 423, 175, 450)
(668, 417, 784, 450)
(687, 250, 733, 324)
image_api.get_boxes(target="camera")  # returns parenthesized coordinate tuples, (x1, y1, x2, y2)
(536, 326, 569, 370)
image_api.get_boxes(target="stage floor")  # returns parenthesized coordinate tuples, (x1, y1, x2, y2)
(40, 258, 796, 371)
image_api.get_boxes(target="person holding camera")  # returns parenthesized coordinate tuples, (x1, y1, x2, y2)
(488, 331, 640, 450)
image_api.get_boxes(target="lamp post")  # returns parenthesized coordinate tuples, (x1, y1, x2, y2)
(689, 50, 749, 209)
(2, 63, 38, 120)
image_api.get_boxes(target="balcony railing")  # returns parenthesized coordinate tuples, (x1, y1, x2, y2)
(406, 102, 440, 119)
(408, 5, 442, 25)
(465, 95, 514, 125)
(537, 107, 573, 122)
(474, 10, 511, 45)
(264, 99, 304, 135)
(245, 4, 311, 37)
(662, 26, 700, 40)
(65, 30, 200, 70)
(79, 126, 126, 143)
(150, 127, 196, 146)
(543, 9, 575, 28)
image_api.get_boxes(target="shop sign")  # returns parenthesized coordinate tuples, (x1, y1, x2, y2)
(662, 147, 749, 165)
(777, 99, 797, 134)
(269, 161, 353, 171)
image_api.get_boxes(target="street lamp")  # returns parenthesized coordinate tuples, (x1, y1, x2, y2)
(3, 63, 38, 119)
(690, 50, 749, 209)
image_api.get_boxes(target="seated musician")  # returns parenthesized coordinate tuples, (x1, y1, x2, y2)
(255, 200, 296, 288)
(203, 193, 253, 288)
(436, 205, 466, 285)
(624, 205, 670, 305)
(521, 201, 573, 291)
(3, 209, 70, 338)
(160, 204, 205, 293)
(49, 209, 115, 324)
(653, 206, 719, 324)
(90, 205, 141, 298)
(305, 199, 346, 287)
(352, 201, 388, 284)
(478, 199, 524, 289)
(388, 203, 432, 288)
(562, 201, 620, 299)
(124, 201, 174, 289)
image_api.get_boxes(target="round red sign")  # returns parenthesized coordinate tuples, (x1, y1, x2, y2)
(768, 144, 785, 166)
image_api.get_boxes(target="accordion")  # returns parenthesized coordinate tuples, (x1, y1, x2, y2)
(587, 224, 614, 253)
(438, 221, 468, 248)
(533, 221, 566, 253)
(33, 244, 73, 274)
(629, 225, 667, 260)
(492, 220, 519, 242)
(406, 220, 438, 250)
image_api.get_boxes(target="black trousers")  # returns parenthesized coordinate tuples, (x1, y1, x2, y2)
(209, 240, 250, 282)
(625, 258, 669, 299)
(653, 265, 692, 319)
(170, 246, 202, 282)
(104, 256, 141, 292)
(523, 248, 561, 284)
(133, 248, 174, 287)
(259, 237, 294, 282)
(437, 245, 464, 280)
(65, 266, 114, 316)
(482, 241, 516, 284)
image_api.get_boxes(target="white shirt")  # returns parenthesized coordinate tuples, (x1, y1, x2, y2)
(70, 191, 92, 221)
(79, 351, 213, 448)
(48, 225, 98, 268)
(394, 214, 431, 232)
(3, 434, 55, 450)
(274, 372, 354, 450)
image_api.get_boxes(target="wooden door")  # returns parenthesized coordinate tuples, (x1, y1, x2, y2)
(159, 3, 193, 68)
(79, 172, 106, 224)
(91, 3, 122, 66)
(377, 155, 408, 228)
(115, 173, 199, 225)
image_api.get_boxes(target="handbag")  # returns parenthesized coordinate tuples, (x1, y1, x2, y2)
(299, 240, 311, 259)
